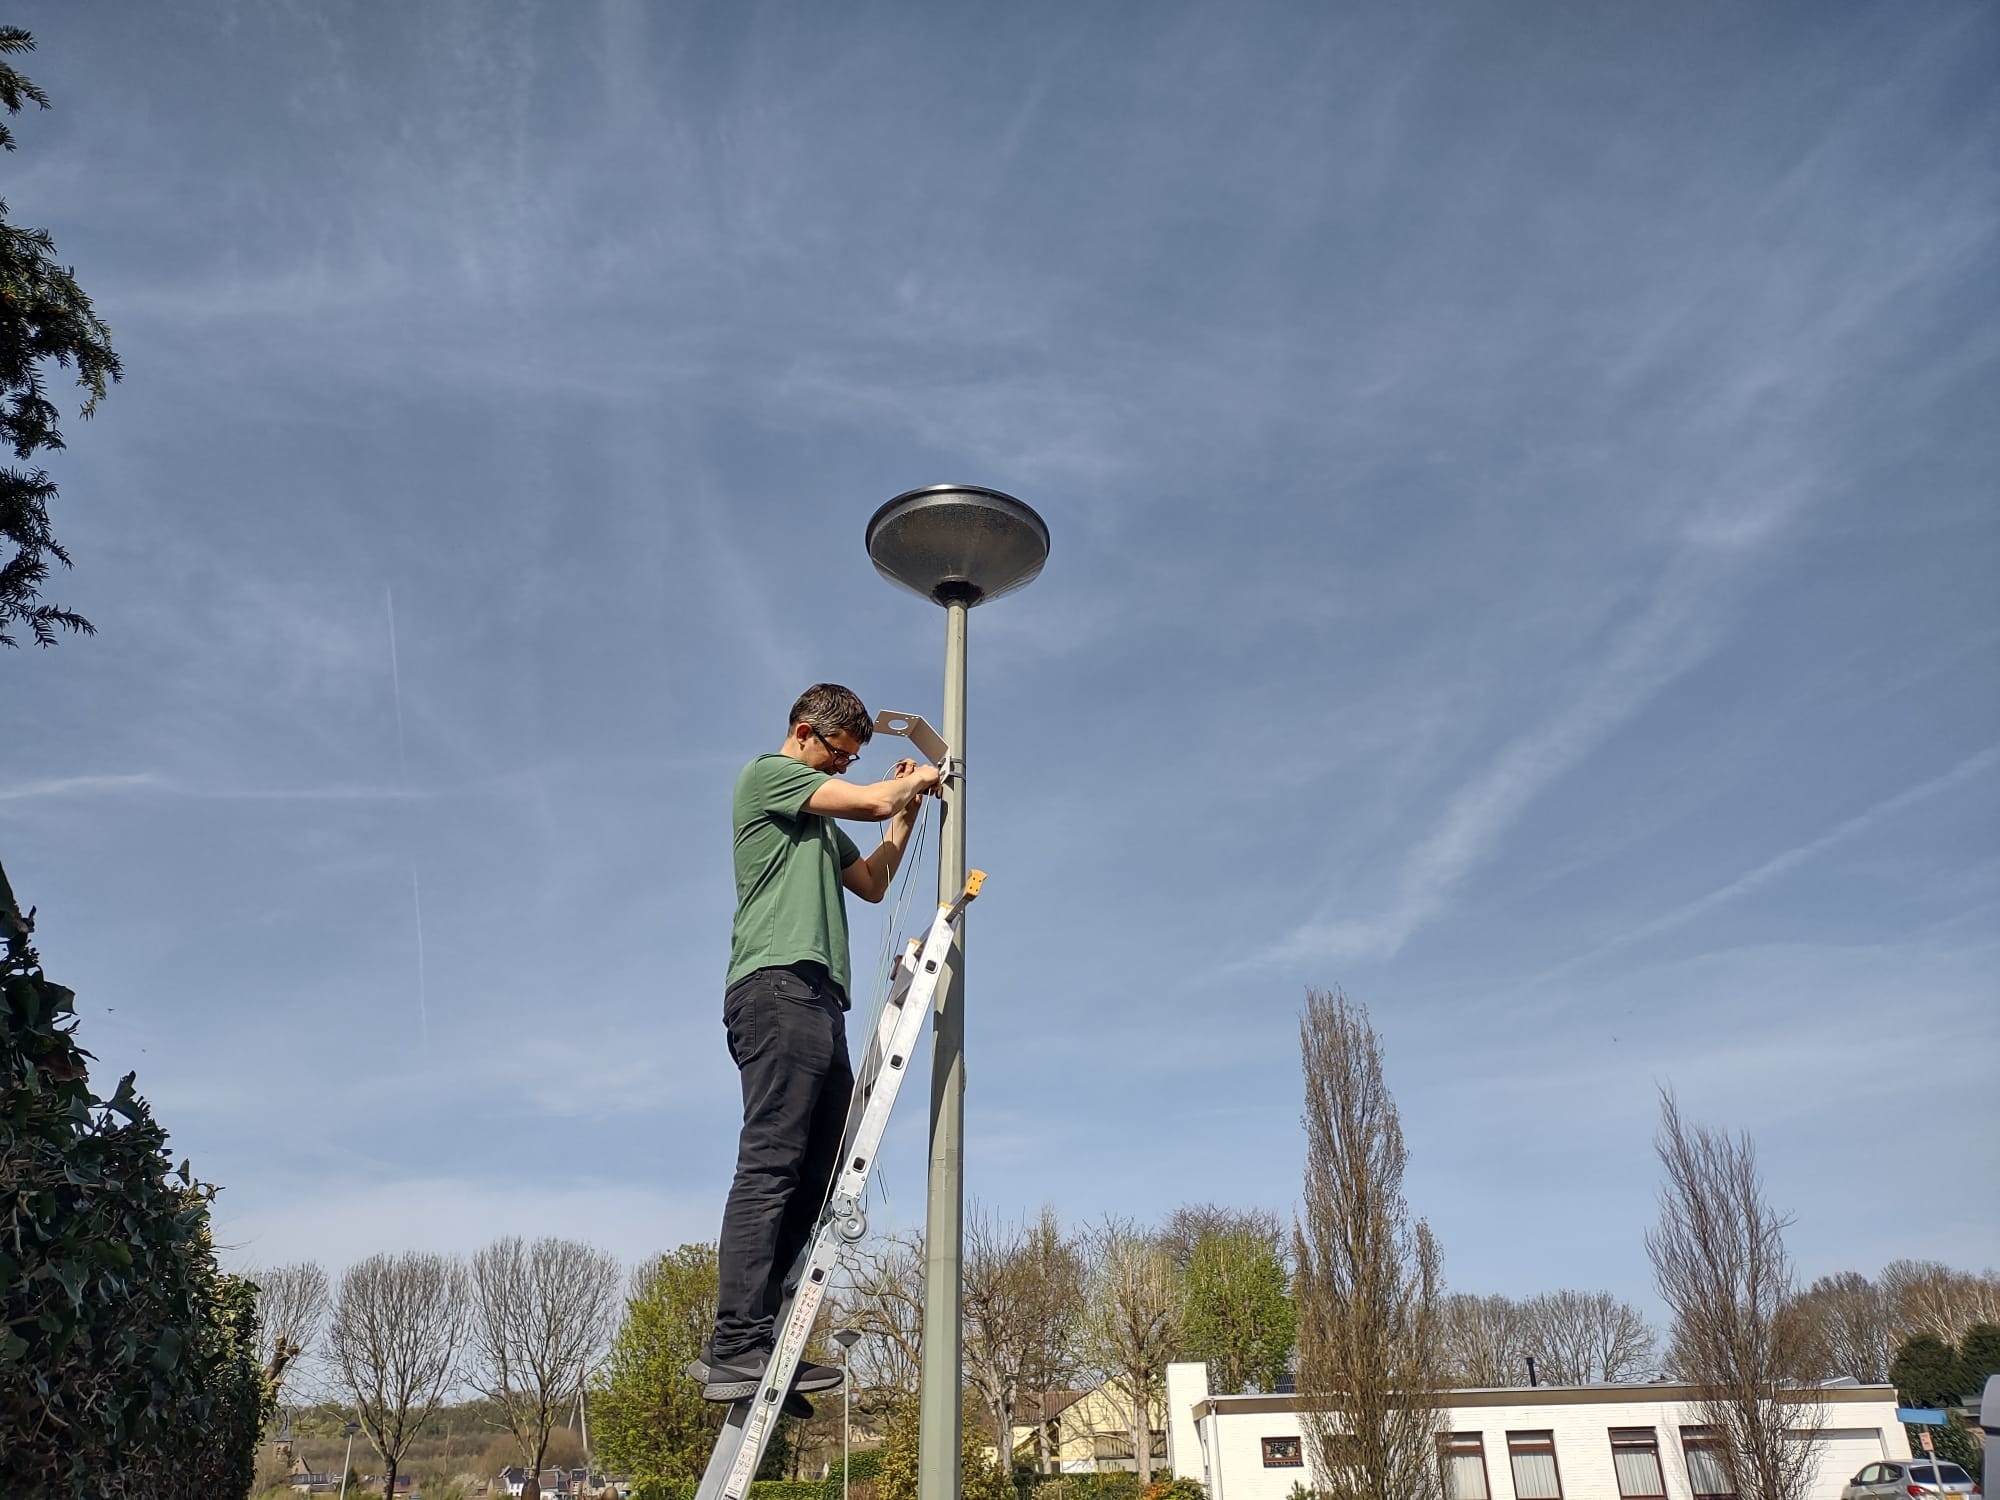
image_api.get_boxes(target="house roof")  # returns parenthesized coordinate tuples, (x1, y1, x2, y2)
(1020, 1390, 1089, 1421)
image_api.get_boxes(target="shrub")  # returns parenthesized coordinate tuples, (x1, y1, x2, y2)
(827, 1448, 887, 1485)
(0, 861, 267, 1498)
(750, 1483, 831, 1500)
(1022, 1473, 1149, 1500)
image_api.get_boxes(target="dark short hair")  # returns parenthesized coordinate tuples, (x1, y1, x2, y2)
(789, 683, 873, 744)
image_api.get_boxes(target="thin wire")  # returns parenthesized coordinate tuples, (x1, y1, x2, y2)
(862, 789, 937, 1017)
(826, 791, 940, 1236)
(824, 795, 940, 1333)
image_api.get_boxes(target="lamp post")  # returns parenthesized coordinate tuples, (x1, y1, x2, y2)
(337, 1421, 360, 1500)
(865, 485, 1050, 1500)
(832, 1327, 863, 1500)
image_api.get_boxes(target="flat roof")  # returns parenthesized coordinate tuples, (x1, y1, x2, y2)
(1191, 1383, 1898, 1419)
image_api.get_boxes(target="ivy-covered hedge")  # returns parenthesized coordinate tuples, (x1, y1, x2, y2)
(827, 1448, 886, 1485)
(1019, 1474, 1149, 1500)
(632, 1482, 844, 1500)
(0, 861, 268, 1498)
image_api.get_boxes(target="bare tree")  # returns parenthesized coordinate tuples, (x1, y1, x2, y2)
(1879, 1261, 2000, 1348)
(328, 1251, 468, 1500)
(1293, 987, 1445, 1500)
(836, 1228, 926, 1414)
(1437, 1294, 1531, 1388)
(963, 1205, 1032, 1476)
(963, 1205, 1088, 1475)
(1160, 1204, 1284, 1271)
(1791, 1272, 1892, 1383)
(1081, 1222, 1183, 1485)
(1523, 1290, 1657, 1384)
(469, 1236, 621, 1500)
(1017, 1211, 1090, 1473)
(253, 1261, 330, 1396)
(1646, 1090, 1822, 1500)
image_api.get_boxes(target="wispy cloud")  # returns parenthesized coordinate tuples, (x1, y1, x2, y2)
(0, 772, 422, 805)
(213, 1173, 715, 1278)
(8, 0, 1993, 1303)
(0, 772, 167, 802)
(1541, 743, 2000, 979)
(1259, 550, 1738, 965)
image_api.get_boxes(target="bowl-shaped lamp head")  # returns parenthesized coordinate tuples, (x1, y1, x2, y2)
(865, 484, 1050, 607)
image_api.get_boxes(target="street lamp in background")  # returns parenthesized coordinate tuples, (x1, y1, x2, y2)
(865, 485, 1051, 1500)
(832, 1326, 863, 1500)
(337, 1421, 361, 1500)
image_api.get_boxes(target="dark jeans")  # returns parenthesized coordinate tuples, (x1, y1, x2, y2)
(710, 964, 854, 1362)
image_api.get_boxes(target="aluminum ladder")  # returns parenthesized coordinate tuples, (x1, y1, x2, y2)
(693, 868, 984, 1500)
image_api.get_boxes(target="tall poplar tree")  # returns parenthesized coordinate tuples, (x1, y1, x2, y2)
(1292, 988, 1445, 1500)
(1646, 1091, 1822, 1500)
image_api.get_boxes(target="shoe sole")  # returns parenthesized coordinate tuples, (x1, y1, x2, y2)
(689, 1354, 842, 1401)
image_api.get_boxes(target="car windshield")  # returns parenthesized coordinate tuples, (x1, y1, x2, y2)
(1907, 1466, 1971, 1485)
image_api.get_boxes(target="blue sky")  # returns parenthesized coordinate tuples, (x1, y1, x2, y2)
(3, 1, 1995, 1323)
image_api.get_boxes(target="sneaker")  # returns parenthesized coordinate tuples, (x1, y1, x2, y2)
(791, 1359, 844, 1394)
(691, 1349, 845, 1402)
(696, 1351, 768, 1402)
(783, 1390, 814, 1419)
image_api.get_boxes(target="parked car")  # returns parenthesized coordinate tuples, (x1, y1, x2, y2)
(1841, 1460, 1979, 1500)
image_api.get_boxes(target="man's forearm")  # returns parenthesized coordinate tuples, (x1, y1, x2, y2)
(866, 807, 918, 890)
(876, 773, 930, 817)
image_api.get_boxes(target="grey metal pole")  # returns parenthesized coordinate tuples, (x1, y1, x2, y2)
(918, 599, 969, 1500)
(337, 1424, 358, 1500)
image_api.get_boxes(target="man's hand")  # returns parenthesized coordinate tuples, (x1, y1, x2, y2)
(893, 758, 943, 798)
(842, 758, 943, 903)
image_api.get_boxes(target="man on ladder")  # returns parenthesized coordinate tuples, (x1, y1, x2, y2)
(689, 683, 941, 1414)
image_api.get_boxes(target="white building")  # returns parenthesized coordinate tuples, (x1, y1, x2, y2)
(1165, 1363, 1909, 1500)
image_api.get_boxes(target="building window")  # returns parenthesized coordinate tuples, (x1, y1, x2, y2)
(1262, 1437, 1304, 1469)
(1441, 1433, 1491, 1500)
(1609, 1429, 1666, 1500)
(1680, 1427, 1735, 1500)
(1507, 1431, 1563, 1500)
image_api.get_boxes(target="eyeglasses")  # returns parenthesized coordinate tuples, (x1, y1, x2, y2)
(809, 725, 860, 770)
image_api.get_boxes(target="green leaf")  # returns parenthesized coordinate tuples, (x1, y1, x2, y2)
(151, 1325, 183, 1372)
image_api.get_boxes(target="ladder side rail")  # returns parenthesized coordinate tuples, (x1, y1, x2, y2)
(837, 944, 921, 1152)
(827, 920, 949, 1197)
(720, 1232, 845, 1496)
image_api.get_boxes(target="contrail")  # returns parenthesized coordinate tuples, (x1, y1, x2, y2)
(386, 587, 409, 780)
(410, 862, 430, 1041)
(387, 586, 428, 1043)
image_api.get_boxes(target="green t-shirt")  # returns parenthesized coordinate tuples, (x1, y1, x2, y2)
(727, 753, 864, 997)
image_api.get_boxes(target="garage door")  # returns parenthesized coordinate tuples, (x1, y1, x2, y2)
(1790, 1428, 1891, 1500)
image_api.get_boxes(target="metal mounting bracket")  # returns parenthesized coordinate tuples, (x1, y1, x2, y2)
(872, 710, 951, 769)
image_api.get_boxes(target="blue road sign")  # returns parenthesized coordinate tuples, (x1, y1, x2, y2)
(1897, 1409, 1949, 1425)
